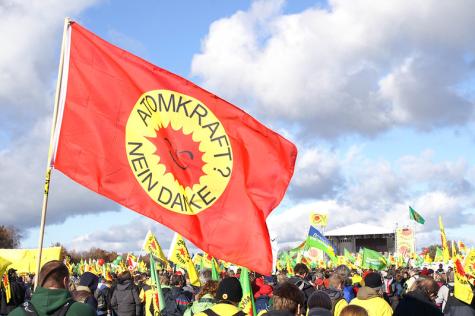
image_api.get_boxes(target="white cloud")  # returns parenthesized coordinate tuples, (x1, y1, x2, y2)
(192, 0, 475, 138)
(290, 147, 343, 199)
(68, 216, 203, 255)
(0, 0, 114, 229)
(268, 149, 475, 248)
(398, 150, 472, 195)
(0, 117, 119, 228)
(68, 217, 169, 253)
(0, 0, 100, 130)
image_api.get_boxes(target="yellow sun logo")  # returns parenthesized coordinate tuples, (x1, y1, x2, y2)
(125, 90, 233, 215)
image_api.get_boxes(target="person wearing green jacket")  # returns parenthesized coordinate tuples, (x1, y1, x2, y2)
(8, 260, 96, 316)
(184, 280, 218, 316)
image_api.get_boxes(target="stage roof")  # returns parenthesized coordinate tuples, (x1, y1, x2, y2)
(324, 223, 394, 237)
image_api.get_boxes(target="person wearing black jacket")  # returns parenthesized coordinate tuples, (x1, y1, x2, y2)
(394, 276, 443, 316)
(287, 263, 315, 313)
(443, 293, 475, 316)
(96, 279, 113, 316)
(111, 271, 142, 316)
(170, 274, 193, 314)
(159, 273, 182, 316)
(0, 269, 25, 315)
(72, 272, 99, 310)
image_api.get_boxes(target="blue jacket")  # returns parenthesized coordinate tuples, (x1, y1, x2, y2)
(343, 285, 355, 303)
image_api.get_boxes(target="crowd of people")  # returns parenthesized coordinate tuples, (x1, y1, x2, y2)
(1, 260, 474, 316)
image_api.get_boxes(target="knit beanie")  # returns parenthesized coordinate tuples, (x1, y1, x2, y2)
(216, 277, 243, 303)
(307, 290, 332, 310)
(364, 272, 383, 289)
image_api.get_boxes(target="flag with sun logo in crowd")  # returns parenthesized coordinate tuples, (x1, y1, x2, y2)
(52, 20, 296, 275)
(310, 212, 328, 227)
(168, 233, 200, 286)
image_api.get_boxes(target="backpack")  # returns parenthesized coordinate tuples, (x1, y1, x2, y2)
(331, 297, 345, 314)
(401, 276, 416, 297)
(294, 279, 315, 310)
(21, 299, 75, 316)
(447, 283, 455, 295)
(161, 288, 182, 316)
(202, 308, 246, 316)
(95, 288, 107, 311)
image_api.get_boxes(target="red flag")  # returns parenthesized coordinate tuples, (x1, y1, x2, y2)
(54, 22, 296, 274)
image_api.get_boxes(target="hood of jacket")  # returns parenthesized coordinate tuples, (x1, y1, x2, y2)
(171, 286, 183, 297)
(356, 286, 380, 300)
(30, 287, 72, 314)
(190, 294, 215, 313)
(321, 287, 344, 302)
(116, 279, 133, 291)
(288, 276, 313, 291)
(75, 285, 92, 293)
(265, 310, 295, 316)
(406, 289, 434, 305)
(307, 307, 333, 316)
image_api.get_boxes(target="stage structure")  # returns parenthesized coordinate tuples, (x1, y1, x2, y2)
(325, 223, 395, 255)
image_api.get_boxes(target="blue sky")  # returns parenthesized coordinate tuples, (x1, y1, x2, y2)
(1, 0, 475, 255)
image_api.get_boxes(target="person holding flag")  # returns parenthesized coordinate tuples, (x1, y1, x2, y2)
(41, 18, 297, 282)
(288, 263, 315, 313)
(8, 260, 96, 316)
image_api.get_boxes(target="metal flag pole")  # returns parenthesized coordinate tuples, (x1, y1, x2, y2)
(34, 17, 71, 289)
(413, 221, 417, 254)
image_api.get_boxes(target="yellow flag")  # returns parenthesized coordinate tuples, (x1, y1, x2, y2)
(192, 253, 203, 267)
(0, 256, 11, 278)
(438, 216, 451, 263)
(0, 247, 61, 273)
(201, 253, 215, 269)
(286, 257, 294, 275)
(458, 241, 467, 255)
(451, 240, 457, 259)
(424, 253, 433, 263)
(310, 213, 328, 227)
(2, 273, 11, 303)
(168, 233, 200, 286)
(464, 249, 475, 278)
(143, 230, 168, 264)
(454, 258, 474, 305)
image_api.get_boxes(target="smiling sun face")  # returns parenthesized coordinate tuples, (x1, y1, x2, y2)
(125, 89, 233, 215)
(145, 124, 205, 188)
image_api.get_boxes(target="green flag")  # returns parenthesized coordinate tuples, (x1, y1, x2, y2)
(434, 247, 444, 262)
(415, 254, 424, 267)
(409, 206, 425, 224)
(211, 258, 219, 281)
(362, 248, 387, 270)
(239, 267, 256, 316)
(344, 248, 355, 263)
(306, 226, 337, 263)
(149, 255, 165, 312)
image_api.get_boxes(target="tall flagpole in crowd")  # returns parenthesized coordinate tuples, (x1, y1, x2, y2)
(35, 17, 71, 288)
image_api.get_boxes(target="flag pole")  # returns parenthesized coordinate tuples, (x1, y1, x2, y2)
(35, 17, 71, 289)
